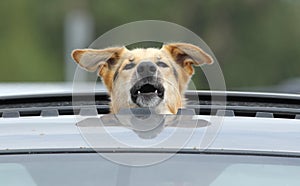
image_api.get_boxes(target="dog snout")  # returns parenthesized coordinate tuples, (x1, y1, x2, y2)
(137, 61, 157, 78)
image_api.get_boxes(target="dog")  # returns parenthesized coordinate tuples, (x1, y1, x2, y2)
(72, 43, 213, 114)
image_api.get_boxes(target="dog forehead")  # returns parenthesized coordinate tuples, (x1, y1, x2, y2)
(125, 48, 167, 61)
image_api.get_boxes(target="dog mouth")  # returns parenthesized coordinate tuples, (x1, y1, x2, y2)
(133, 84, 164, 97)
(130, 78, 165, 107)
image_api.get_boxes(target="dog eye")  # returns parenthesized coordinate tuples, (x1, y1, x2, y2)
(123, 63, 136, 70)
(156, 61, 169, 68)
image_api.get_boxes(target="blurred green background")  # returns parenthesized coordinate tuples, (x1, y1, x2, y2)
(1, 0, 300, 92)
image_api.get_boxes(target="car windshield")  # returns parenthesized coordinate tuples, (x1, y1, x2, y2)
(1, 153, 300, 186)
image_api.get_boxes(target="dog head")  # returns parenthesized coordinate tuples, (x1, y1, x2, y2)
(72, 43, 213, 114)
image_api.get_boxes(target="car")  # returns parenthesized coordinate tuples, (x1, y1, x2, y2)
(1, 83, 300, 186)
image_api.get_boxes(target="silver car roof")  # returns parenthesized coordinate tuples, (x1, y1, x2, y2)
(0, 84, 300, 155)
(0, 115, 300, 154)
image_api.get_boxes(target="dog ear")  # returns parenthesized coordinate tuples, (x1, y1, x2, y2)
(71, 47, 125, 73)
(162, 43, 213, 75)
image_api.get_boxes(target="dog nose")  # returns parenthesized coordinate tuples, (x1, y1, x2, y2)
(137, 61, 157, 77)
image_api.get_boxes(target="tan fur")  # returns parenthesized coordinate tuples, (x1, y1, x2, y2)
(72, 43, 213, 114)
